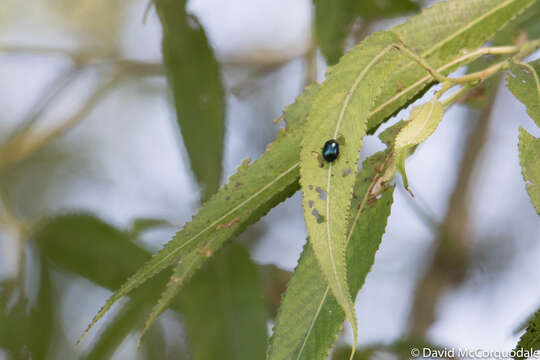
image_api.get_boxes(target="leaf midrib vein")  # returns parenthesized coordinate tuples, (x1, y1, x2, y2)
(297, 171, 381, 359)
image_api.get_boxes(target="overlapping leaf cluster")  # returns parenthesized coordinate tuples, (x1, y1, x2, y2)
(74, 0, 540, 358)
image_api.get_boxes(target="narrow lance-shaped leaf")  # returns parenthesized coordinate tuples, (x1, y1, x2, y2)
(156, 0, 225, 201)
(79, 84, 320, 342)
(269, 123, 402, 360)
(314, 0, 418, 65)
(367, 0, 536, 133)
(180, 244, 268, 360)
(518, 127, 540, 214)
(300, 31, 401, 349)
(395, 99, 444, 190)
(507, 60, 540, 127)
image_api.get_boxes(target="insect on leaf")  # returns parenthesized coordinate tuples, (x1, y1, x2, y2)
(300, 30, 401, 354)
(394, 99, 444, 189)
(518, 127, 540, 214)
(270, 123, 401, 360)
(79, 84, 320, 343)
(507, 60, 540, 127)
(156, 0, 226, 201)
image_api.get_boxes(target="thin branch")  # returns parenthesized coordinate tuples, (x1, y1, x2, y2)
(0, 72, 123, 171)
(8, 66, 81, 139)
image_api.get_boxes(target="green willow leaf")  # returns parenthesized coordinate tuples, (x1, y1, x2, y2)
(395, 99, 444, 189)
(514, 309, 540, 360)
(367, 0, 536, 133)
(314, 0, 418, 65)
(493, 0, 540, 45)
(36, 213, 151, 291)
(507, 60, 540, 127)
(79, 84, 320, 342)
(518, 127, 540, 214)
(300, 31, 401, 348)
(269, 148, 396, 360)
(314, 0, 358, 66)
(155, 0, 225, 201)
(180, 244, 268, 360)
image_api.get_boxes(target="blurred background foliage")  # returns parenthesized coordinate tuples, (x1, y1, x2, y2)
(0, 0, 539, 359)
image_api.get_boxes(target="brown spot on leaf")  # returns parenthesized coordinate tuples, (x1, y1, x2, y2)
(216, 217, 240, 230)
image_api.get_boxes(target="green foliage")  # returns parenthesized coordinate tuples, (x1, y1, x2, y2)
(2, 0, 533, 357)
(37, 214, 151, 290)
(395, 99, 444, 189)
(269, 146, 396, 360)
(313, 0, 418, 65)
(367, 0, 537, 133)
(79, 84, 320, 342)
(493, 0, 540, 44)
(0, 257, 54, 360)
(514, 309, 540, 359)
(518, 128, 540, 214)
(507, 60, 540, 127)
(300, 31, 401, 349)
(156, 0, 226, 201)
(180, 244, 268, 360)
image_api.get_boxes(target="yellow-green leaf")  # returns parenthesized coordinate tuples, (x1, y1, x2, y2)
(518, 127, 540, 214)
(368, 0, 537, 133)
(395, 99, 444, 189)
(269, 126, 401, 360)
(507, 60, 540, 127)
(300, 31, 401, 352)
(78, 84, 319, 343)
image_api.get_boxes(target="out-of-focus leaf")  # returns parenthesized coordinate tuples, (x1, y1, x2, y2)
(314, 0, 418, 65)
(0, 255, 54, 360)
(129, 217, 171, 237)
(47, 0, 124, 48)
(314, 0, 360, 66)
(80, 84, 319, 342)
(36, 213, 150, 290)
(258, 264, 292, 316)
(180, 244, 268, 360)
(493, 1, 540, 45)
(355, 0, 418, 19)
(395, 99, 444, 189)
(367, 0, 537, 133)
(518, 127, 540, 214)
(155, 0, 225, 201)
(269, 150, 396, 360)
(332, 347, 373, 360)
(514, 309, 540, 359)
(507, 60, 540, 127)
(301, 31, 401, 349)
